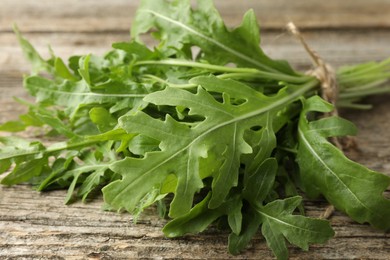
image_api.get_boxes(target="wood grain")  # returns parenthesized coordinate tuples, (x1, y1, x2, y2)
(1, 185, 389, 259)
(1, 0, 390, 259)
(1, 0, 390, 32)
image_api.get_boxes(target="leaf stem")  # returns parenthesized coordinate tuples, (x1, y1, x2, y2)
(135, 59, 313, 84)
(46, 140, 99, 154)
(339, 86, 390, 99)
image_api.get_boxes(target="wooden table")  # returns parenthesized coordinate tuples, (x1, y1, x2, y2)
(1, 1, 390, 259)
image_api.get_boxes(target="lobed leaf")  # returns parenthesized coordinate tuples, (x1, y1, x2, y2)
(103, 76, 314, 218)
(297, 96, 390, 230)
(258, 196, 334, 260)
(132, 0, 296, 74)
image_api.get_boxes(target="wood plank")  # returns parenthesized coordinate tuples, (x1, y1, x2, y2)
(1, 29, 390, 75)
(1, 185, 389, 259)
(1, 0, 390, 32)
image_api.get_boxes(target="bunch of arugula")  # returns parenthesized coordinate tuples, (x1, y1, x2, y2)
(1, 0, 390, 259)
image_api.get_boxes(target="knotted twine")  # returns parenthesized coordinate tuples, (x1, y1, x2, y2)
(286, 22, 342, 219)
(286, 22, 339, 113)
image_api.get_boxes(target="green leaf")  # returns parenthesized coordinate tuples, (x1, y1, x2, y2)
(132, 187, 167, 223)
(1, 157, 48, 186)
(261, 218, 288, 260)
(62, 163, 110, 204)
(258, 196, 334, 260)
(0, 121, 26, 132)
(103, 76, 315, 218)
(37, 155, 76, 191)
(163, 192, 243, 237)
(24, 76, 147, 117)
(0, 159, 12, 175)
(112, 41, 156, 60)
(104, 114, 204, 218)
(13, 24, 52, 74)
(132, 0, 296, 74)
(127, 134, 160, 156)
(55, 57, 78, 81)
(242, 111, 277, 174)
(226, 194, 243, 235)
(35, 113, 77, 138)
(77, 167, 107, 202)
(228, 207, 262, 255)
(297, 96, 390, 230)
(243, 158, 278, 206)
(163, 193, 222, 237)
(89, 107, 117, 133)
(78, 55, 92, 85)
(0, 137, 45, 161)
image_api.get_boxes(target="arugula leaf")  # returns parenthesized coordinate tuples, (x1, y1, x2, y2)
(162, 193, 221, 237)
(24, 76, 147, 117)
(1, 157, 48, 186)
(243, 158, 278, 206)
(163, 159, 333, 260)
(0, 120, 28, 132)
(0, 137, 45, 171)
(228, 207, 263, 255)
(132, 0, 296, 74)
(258, 196, 334, 260)
(62, 163, 110, 204)
(103, 76, 316, 218)
(297, 96, 390, 230)
(13, 24, 53, 74)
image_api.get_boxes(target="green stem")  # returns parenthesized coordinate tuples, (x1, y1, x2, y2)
(337, 58, 390, 79)
(338, 73, 390, 84)
(142, 74, 196, 89)
(340, 79, 387, 92)
(339, 86, 390, 99)
(278, 146, 298, 154)
(135, 59, 313, 84)
(0, 139, 100, 161)
(46, 140, 99, 154)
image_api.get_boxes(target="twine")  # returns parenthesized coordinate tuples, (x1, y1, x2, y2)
(286, 22, 339, 109)
(287, 22, 340, 219)
(286, 22, 342, 150)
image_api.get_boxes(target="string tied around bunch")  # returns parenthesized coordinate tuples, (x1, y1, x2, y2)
(286, 22, 339, 116)
(286, 22, 346, 219)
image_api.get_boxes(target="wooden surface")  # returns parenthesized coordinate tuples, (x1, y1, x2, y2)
(1, 0, 390, 259)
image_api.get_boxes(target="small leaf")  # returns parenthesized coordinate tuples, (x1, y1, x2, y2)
(13, 24, 52, 74)
(78, 55, 91, 85)
(226, 195, 243, 235)
(243, 158, 277, 205)
(261, 219, 288, 260)
(89, 107, 117, 133)
(112, 41, 156, 60)
(228, 207, 262, 255)
(0, 121, 26, 132)
(55, 57, 78, 81)
(35, 113, 77, 138)
(258, 196, 334, 259)
(77, 168, 107, 202)
(163, 193, 222, 237)
(62, 163, 110, 204)
(0, 159, 12, 175)
(1, 157, 47, 185)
